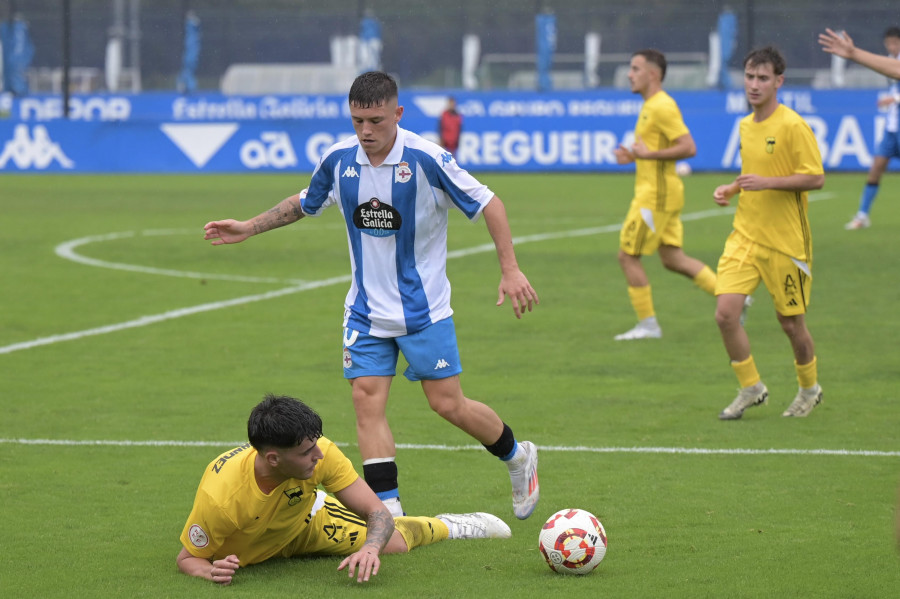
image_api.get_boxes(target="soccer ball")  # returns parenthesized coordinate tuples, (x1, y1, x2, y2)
(675, 161, 692, 176)
(538, 508, 607, 575)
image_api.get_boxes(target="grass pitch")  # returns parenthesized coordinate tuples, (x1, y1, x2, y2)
(1, 172, 898, 598)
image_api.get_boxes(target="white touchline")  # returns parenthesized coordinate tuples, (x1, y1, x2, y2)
(1, 193, 835, 356)
(0, 438, 897, 457)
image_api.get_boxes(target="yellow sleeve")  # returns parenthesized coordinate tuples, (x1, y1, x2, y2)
(179, 487, 239, 559)
(657, 100, 690, 143)
(316, 437, 361, 494)
(790, 118, 824, 175)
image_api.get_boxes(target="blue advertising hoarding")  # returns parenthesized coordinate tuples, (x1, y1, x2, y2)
(0, 88, 890, 173)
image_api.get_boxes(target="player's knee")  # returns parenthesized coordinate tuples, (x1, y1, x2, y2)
(715, 306, 738, 330)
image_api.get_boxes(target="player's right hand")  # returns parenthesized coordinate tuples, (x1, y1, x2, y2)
(204, 220, 252, 245)
(210, 554, 240, 586)
(713, 184, 735, 206)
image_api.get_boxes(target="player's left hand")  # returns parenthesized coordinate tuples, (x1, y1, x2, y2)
(630, 135, 650, 159)
(338, 547, 381, 583)
(497, 270, 540, 319)
(735, 174, 769, 191)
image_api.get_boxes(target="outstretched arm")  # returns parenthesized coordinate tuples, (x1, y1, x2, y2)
(482, 196, 540, 318)
(176, 547, 241, 586)
(819, 28, 900, 79)
(203, 193, 306, 245)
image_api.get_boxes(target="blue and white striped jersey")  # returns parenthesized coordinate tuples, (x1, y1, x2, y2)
(301, 127, 495, 338)
(887, 54, 900, 133)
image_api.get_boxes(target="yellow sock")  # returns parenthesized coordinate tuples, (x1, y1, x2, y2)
(795, 357, 818, 389)
(627, 285, 655, 320)
(731, 355, 761, 388)
(393, 516, 449, 551)
(692, 265, 717, 295)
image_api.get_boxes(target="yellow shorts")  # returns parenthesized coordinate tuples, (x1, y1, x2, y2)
(284, 494, 369, 557)
(619, 202, 684, 256)
(715, 230, 812, 316)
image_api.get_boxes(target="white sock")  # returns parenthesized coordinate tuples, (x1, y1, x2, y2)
(382, 497, 404, 518)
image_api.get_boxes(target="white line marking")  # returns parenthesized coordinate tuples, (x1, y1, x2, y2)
(0, 438, 895, 457)
(2, 192, 835, 356)
(54, 229, 309, 284)
(0, 276, 349, 355)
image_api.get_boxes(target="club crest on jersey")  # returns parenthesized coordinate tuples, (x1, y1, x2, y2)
(765, 137, 776, 154)
(353, 198, 402, 237)
(394, 161, 413, 183)
(284, 486, 304, 506)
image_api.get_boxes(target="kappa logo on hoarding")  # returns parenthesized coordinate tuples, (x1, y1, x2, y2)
(0, 124, 74, 169)
(160, 123, 239, 168)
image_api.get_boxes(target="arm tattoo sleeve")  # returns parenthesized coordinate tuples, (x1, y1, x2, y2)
(251, 196, 304, 235)
(363, 509, 395, 550)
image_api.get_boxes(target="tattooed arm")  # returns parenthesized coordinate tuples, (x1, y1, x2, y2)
(203, 192, 306, 245)
(333, 478, 398, 583)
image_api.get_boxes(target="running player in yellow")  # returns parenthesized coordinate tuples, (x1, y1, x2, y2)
(713, 47, 825, 420)
(613, 49, 718, 340)
(177, 394, 511, 586)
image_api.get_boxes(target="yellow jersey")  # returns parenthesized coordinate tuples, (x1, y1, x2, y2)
(179, 437, 360, 565)
(633, 90, 691, 211)
(734, 104, 824, 261)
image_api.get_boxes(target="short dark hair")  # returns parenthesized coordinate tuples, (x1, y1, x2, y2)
(743, 46, 786, 76)
(633, 48, 667, 81)
(884, 26, 900, 40)
(247, 394, 323, 450)
(348, 71, 398, 108)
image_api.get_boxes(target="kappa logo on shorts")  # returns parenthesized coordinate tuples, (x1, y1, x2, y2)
(434, 358, 450, 370)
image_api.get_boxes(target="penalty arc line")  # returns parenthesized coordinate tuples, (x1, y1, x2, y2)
(0, 438, 896, 457)
(0, 192, 835, 356)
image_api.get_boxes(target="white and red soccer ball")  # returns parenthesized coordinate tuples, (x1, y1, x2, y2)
(538, 508, 607, 575)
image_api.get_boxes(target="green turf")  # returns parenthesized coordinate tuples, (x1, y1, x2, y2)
(1, 172, 898, 598)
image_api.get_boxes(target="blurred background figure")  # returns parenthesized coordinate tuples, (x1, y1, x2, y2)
(176, 10, 201, 94)
(0, 13, 34, 96)
(439, 96, 462, 155)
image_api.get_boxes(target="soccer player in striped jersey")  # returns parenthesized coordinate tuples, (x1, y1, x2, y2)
(177, 395, 511, 585)
(712, 47, 825, 420)
(613, 49, 719, 341)
(204, 71, 540, 522)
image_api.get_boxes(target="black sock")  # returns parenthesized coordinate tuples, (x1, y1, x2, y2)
(363, 460, 399, 496)
(483, 423, 516, 459)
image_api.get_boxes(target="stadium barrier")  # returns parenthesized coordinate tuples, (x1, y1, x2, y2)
(0, 88, 888, 173)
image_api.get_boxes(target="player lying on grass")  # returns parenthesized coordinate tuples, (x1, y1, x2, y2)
(176, 394, 511, 585)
